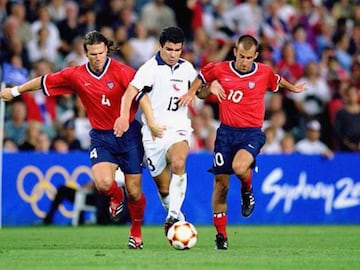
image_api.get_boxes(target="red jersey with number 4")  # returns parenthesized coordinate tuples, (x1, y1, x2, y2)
(41, 58, 137, 130)
(199, 61, 281, 128)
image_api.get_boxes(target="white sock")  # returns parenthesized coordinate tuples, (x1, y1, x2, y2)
(167, 173, 187, 220)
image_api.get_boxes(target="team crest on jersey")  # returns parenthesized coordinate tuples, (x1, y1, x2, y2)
(248, 81, 255, 89)
(107, 81, 114, 89)
(172, 84, 180, 91)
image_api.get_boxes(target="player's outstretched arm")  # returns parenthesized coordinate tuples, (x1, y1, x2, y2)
(280, 77, 307, 93)
(207, 80, 226, 102)
(140, 94, 165, 139)
(0, 77, 42, 101)
(114, 84, 138, 137)
(178, 78, 203, 106)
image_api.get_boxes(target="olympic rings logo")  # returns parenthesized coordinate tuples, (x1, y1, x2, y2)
(16, 165, 92, 218)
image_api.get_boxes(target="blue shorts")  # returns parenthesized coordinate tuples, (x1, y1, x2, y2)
(89, 120, 144, 174)
(211, 124, 265, 175)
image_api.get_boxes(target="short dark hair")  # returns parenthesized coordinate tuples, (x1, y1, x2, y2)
(159, 26, 185, 47)
(236, 35, 259, 51)
(83, 30, 117, 55)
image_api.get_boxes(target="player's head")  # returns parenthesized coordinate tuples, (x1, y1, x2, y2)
(158, 26, 184, 67)
(83, 31, 114, 73)
(233, 34, 259, 73)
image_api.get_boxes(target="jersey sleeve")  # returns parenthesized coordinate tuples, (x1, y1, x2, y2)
(41, 67, 76, 96)
(266, 65, 281, 93)
(130, 60, 154, 92)
(199, 62, 222, 84)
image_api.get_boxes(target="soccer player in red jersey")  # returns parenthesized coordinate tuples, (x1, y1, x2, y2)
(0, 31, 146, 249)
(179, 35, 307, 250)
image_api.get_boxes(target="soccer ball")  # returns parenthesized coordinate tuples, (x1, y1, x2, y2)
(166, 221, 198, 250)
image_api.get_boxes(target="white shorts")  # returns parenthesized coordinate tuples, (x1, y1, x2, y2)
(142, 125, 193, 177)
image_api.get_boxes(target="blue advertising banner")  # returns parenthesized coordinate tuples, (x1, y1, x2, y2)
(1, 152, 359, 226)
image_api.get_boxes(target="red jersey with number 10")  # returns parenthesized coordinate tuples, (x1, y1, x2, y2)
(41, 58, 137, 130)
(199, 61, 281, 128)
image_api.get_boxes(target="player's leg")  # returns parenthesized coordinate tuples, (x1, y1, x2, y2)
(92, 162, 124, 222)
(212, 174, 230, 250)
(233, 149, 256, 217)
(166, 140, 189, 221)
(233, 128, 265, 217)
(125, 173, 146, 249)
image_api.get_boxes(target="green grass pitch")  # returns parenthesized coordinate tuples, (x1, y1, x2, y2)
(0, 225, 359, 270)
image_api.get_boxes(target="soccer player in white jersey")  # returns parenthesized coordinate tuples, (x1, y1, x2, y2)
(114, 26, 197, 235)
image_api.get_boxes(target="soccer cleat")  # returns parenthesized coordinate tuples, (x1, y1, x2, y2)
(109, 200, 124, 223)
(241, 188, 255, 217)
(163, 216, 179, 236)
(128, 236, 144, 249)
(215, 233, 228, 250)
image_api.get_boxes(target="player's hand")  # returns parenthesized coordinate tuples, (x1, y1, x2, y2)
(293, 82, 307, 93)
(113, 116, 129, 137)
(148, 121, 166, 140)
(178, 92, 195, 106)
(210, 80, 226, 102)
(0, 87, 15, 101)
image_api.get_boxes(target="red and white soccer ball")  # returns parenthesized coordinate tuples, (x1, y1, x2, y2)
(167, 221, 198, 250)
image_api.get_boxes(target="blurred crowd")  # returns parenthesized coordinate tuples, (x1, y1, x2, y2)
(1, 0, 360, 154)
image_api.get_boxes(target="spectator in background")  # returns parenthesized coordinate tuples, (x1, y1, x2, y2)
(78, 7, 96, 35)
(265, 109, 287, 144)
(140, 0, 176, 37)
(24, 0, 40, 23)
(2, 54, 29, 87)
(96, 0, 124, 30)
(18, 120, 43, 151)
(277, 0, 297, 28)
(291, 24, 318, 68)
(0, 15, 21, 64)
(333, 84, 360, 151)
(128, 21, 157, 69)
(27, 26, 60, 64)
(34, 131, 51, 153)
(4, 99, 27, 146)
(261, 0, 290, 53)
(115, 4, 137, 38)
(9, 1, 33, 44)
(64, 36, 88, 66)
(221, 0, 263, 38)
(3, 137, 19, 153)
(47, 0, 66, 23)
(334, 32, 353, 74)
(280, 132, 296, 154)
(349, 60, 360, 90)
(295, 120, 334, 159)
(287, 61, 331, 140)
(51, 136, 70, 153)
(113, 25, 133, 64)
(0, 0, 8, 28)
(276, 41, 304, 83)
(30, 5, 61, 60)
(60, 118, 84, 151)
(261, 125, 281, 154)
(56, 1, 82, 59)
